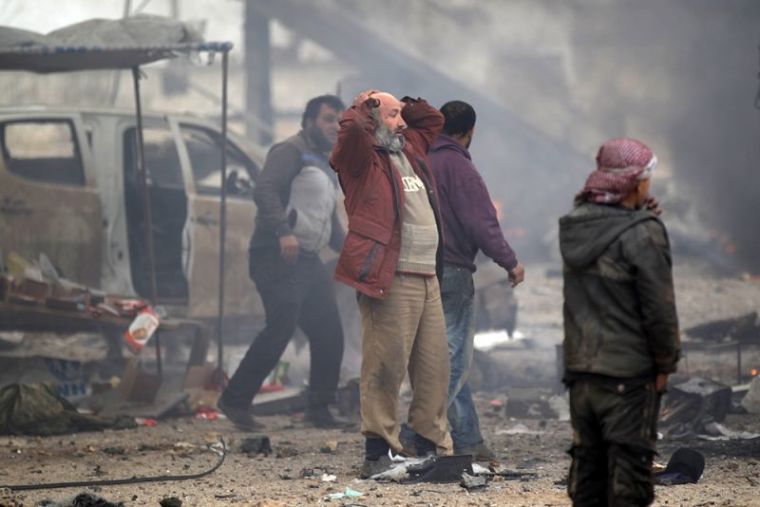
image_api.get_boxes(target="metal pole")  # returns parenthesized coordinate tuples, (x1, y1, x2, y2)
(245, 1, 273, 145)
(132, 66, 162, 378)
(169, 0, 179, 19)
(737, 342, 742, 385)
(108, 0, 134, 105)
(216, 50, 230, 376)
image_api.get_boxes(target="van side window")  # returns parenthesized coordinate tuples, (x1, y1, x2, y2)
(0, 120, 85, 186)
(179, 125, 258, 199)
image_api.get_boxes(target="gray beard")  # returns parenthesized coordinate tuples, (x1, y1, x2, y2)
(375, 123, 405, 152)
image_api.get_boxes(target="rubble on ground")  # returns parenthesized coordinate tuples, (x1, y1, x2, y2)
(0, 264, 757, 505)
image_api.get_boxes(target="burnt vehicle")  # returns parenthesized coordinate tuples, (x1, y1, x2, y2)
(0, 16, 276, 350)
(472, 260, 518, 336)
(0, 106, 266, 338)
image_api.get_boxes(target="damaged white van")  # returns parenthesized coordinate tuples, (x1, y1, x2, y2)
(0, 107, 266, 338)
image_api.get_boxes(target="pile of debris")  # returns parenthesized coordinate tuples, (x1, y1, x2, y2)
(685, 312, 760, 344)
(681, 312, 760, 385)
(655, 311, 760, 441)
(660, 376, 760, 440)
(1, 252, 158, 335)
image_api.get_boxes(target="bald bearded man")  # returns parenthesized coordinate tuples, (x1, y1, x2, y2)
(330, 90, 453, 477)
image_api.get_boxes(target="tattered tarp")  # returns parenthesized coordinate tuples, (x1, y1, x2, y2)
(0, 14, 232, 73)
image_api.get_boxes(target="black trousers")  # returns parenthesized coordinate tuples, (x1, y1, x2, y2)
(223, 248, 344, 408)
(567, 377, 661, 507)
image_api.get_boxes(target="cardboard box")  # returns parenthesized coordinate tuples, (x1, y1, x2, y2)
(119, 357, 161, 403)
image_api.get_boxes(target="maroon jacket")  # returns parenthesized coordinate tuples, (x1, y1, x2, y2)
(330, 97, 445, 298)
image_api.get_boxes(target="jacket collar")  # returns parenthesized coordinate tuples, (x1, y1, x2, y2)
(430, 134, 472, 161)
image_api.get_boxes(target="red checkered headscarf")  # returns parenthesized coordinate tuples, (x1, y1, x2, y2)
(576, 138, 657, 205)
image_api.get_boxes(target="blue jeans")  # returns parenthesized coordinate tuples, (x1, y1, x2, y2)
(442, 264, 483, 448)
(400, 265, 483, 450)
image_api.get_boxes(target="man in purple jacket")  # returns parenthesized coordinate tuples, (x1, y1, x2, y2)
(428, 100, 525, 460)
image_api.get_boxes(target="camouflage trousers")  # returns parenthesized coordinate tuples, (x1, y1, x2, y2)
(567, 377, 661, 507)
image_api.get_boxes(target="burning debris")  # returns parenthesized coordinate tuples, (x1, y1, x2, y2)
(673, 312, 760, 386)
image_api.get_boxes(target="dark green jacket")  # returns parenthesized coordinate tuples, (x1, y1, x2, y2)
(559, 203, 680, 378)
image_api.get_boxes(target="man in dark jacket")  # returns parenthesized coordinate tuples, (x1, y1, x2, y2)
(559, 138, 680, 507)
(218, 95, 347, 431)
(330, 90, 453, 477)
(427, 100, 524, 461)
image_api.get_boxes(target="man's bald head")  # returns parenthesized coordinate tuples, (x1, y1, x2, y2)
(370, 92, 406, 134)
(354, 89, 407, 152)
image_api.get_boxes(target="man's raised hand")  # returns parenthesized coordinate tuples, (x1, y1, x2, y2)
(353, 89, 381, 109)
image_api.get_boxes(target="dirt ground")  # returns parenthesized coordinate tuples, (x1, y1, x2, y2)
(2, 261, 760, 506)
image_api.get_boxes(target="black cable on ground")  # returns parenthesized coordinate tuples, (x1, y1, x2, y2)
(0, 438, 226, 492)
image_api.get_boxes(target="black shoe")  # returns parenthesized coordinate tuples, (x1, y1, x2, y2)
(217, 395, 265, 432)
(414, 433, 437, 457)
(399, 423, 417, 455)
(304, 406, 352, 429)
(359, 454, 393, 479)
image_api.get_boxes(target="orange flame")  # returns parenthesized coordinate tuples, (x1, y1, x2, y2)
(492, 199, 503, 221)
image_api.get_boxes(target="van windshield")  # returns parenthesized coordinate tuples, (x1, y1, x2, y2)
(180, 125, 258, 198)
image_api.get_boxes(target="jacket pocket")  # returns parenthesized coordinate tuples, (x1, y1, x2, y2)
(340, 218, 391, 284)
(358, 241, 381, 281)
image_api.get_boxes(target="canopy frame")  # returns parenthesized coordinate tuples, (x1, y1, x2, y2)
(0, 40, 234, 381)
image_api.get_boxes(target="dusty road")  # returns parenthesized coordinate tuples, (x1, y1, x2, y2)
(1, 261, 759, 506)
(2, 413, 759, 506)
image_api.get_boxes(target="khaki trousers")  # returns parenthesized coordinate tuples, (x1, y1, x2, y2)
(358, 274, 453, 455)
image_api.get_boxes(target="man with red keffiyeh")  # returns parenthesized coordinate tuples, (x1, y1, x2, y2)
(559, 138, 680, 506)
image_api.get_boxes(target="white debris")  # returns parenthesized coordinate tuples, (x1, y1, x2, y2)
(471, 463, 491, 475)
(548, 394, 570, 421)
(699, 421, 760, 441)
(495, 423, 545, 436)
(369, 456, 428, 482)
(370, 463, 409, 482)
(741, 376, 760, 414)
(473, 329, 526, 351)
